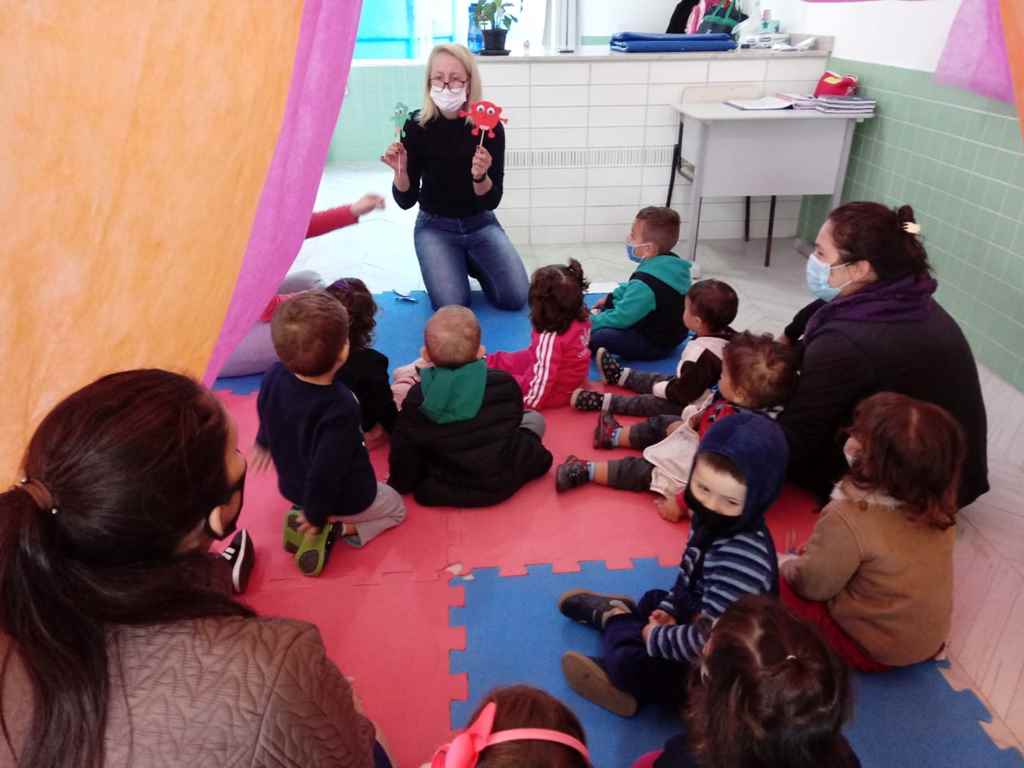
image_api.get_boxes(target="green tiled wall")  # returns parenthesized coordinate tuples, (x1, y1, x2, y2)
(327, 65, 425, 164)
(798, 57, 1024, 392)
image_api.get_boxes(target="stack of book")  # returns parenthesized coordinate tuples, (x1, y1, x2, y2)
(778, 93, 876, 116)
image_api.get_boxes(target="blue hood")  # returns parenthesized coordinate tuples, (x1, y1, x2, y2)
(694, 411, 789, 528)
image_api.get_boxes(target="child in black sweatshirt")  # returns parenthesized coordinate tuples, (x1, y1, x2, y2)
(254, 292, 406, 577)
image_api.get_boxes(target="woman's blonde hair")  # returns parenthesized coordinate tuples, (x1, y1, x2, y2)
(419, 44, 483, 127)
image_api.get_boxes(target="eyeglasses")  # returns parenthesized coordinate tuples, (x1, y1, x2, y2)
(429, 75, 467, 90)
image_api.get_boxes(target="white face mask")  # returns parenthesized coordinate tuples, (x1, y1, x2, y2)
(430, 85, 466, 113)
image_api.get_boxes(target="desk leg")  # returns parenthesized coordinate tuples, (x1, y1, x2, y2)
(666, 120, 684, 207)
(744, 196, 751, 242)
(685, 126, 707, 262)
(764, 195, 777, 268)
(832, 120, 856, 210)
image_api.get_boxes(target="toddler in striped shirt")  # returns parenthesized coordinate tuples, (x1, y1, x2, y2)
(556, 412, 787, 717)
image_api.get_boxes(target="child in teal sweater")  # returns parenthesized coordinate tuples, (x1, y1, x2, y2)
(590, 207, 692, 360)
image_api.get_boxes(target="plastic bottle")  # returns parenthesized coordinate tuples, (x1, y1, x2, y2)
(468, 4, 483, 53)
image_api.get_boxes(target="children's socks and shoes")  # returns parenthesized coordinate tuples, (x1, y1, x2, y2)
(220, 529, 255, 594)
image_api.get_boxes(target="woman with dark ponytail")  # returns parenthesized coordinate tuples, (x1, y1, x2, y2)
(778, 202, 988, 508)
(0, 370, 382, 768)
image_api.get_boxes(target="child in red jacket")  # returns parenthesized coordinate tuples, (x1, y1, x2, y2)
(487, 259, 592, 410)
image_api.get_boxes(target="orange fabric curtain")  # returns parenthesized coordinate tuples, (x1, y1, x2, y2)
(1001, 0, 1024, 141)
(0, 2, 304, 479)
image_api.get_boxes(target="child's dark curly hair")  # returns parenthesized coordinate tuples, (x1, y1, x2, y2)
(325, 277, 377, 350)
(528, 259, 589, 334)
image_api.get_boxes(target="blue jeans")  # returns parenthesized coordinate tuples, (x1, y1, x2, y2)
(590, 327, 674, 361)
(414, 210, 529, 310)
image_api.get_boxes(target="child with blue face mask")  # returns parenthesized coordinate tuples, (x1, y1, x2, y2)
(589, 207, 693, 360)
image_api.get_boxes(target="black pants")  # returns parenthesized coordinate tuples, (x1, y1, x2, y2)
(630, 415, 684, 450)
(607, 457, 656, 491)
(607, 370, 680, 417)
(601, 589, 690, 705)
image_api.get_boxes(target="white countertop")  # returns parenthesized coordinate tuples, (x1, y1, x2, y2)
(677, 102, 872, 121)
(353, 40, 831, 67)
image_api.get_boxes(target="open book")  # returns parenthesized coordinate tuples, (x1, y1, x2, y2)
(724, 96, 795, 111)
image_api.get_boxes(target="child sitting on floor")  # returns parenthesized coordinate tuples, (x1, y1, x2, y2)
(781, 392, 965, 672)
(556, 333, 797, 523)
(253, 292, 407, 577)
(325, 277, 398, 442)
(632, 595, 861, 768)
(589, 207, 692, 360)
(572, 279, 737, 415)
(388, 306, 553, 507)
(429, 685, 589, 768)
(486, 259, 592, 410)
(556, 413, 787, 717)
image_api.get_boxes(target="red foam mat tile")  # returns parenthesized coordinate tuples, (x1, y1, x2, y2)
(217, 391, 452, 588)
(242, 574, 465, 767)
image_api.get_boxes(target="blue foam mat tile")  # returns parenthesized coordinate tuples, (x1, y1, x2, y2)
(451, 559, 684, 768)
(212, 291, 683, 394)
(846, 662, 1024, 768)
(450, 561, 1024, 768)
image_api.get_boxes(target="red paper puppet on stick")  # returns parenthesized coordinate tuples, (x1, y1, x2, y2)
(460, 99, 508, 144)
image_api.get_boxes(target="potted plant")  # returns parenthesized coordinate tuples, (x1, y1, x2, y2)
(475, 1, 520, 53)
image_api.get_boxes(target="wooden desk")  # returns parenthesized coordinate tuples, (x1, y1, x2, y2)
(666, 102, 869, 266)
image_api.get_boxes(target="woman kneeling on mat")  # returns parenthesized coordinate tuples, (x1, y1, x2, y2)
(382, 44, 529, 311)
(0, 369, 390, 767)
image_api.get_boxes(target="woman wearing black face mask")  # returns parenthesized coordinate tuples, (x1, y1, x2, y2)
(0, 370, 385, 768)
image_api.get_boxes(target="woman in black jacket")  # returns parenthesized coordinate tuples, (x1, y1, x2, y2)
(779, 202, 988, 508)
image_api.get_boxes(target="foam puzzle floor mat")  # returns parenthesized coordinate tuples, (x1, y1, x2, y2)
(453, 562, 1024, 768)
(212, 291, 1021, 766)
(213, 290, 686, 396)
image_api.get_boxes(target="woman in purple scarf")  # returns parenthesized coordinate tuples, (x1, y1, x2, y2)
(778, 202, 988, 508)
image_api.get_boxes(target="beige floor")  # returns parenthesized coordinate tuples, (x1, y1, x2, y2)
(302, 163, 1024, 756)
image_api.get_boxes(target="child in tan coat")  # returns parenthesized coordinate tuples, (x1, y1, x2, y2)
(780, 392, 966, 671)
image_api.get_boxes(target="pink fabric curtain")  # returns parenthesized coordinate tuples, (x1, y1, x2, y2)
(203, 0, 364, 383)
(934, 0, 1014, 103)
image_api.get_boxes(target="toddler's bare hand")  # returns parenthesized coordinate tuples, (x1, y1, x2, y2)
(251, 444, 272, 473)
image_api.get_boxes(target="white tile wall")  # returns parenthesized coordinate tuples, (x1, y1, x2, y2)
(708, 59, 769, 82)
(531, 62, 590, 85)
(645, 125, 679, 147)
(590, 84, 647, 106)
(587, 186, 642, 206)
(486, 85, 530, 108)
(585, 205, 639, 226)
(530, 127, 582, 148)
(531, 85, 589, 108)
(478, 63, 530, 87)
(531, 225, 585, 244)
(587, 166, 644, 186)
(765, 58, 828, 83)
(532, 206, 586, 226)
(649, 61, 710, 84)
(531, 168, 588, 188)
(499, 208, 531, 226)
(587, 105, 647, 127)
(477, 54, 833, 245)
(590, 62, 650, 84)
(588, 126, 645, 147)
(500, 188, 530, 208)
(531, 106, 588, 128)
(532, 186, 586, 207)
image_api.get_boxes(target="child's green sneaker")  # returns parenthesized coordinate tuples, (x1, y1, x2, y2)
(282, 508, 304, 554)
(295, 523, 335, 577)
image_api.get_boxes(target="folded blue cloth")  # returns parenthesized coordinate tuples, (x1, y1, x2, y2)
(609, 36, 736, 53)
(611, 32, 733, 42)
